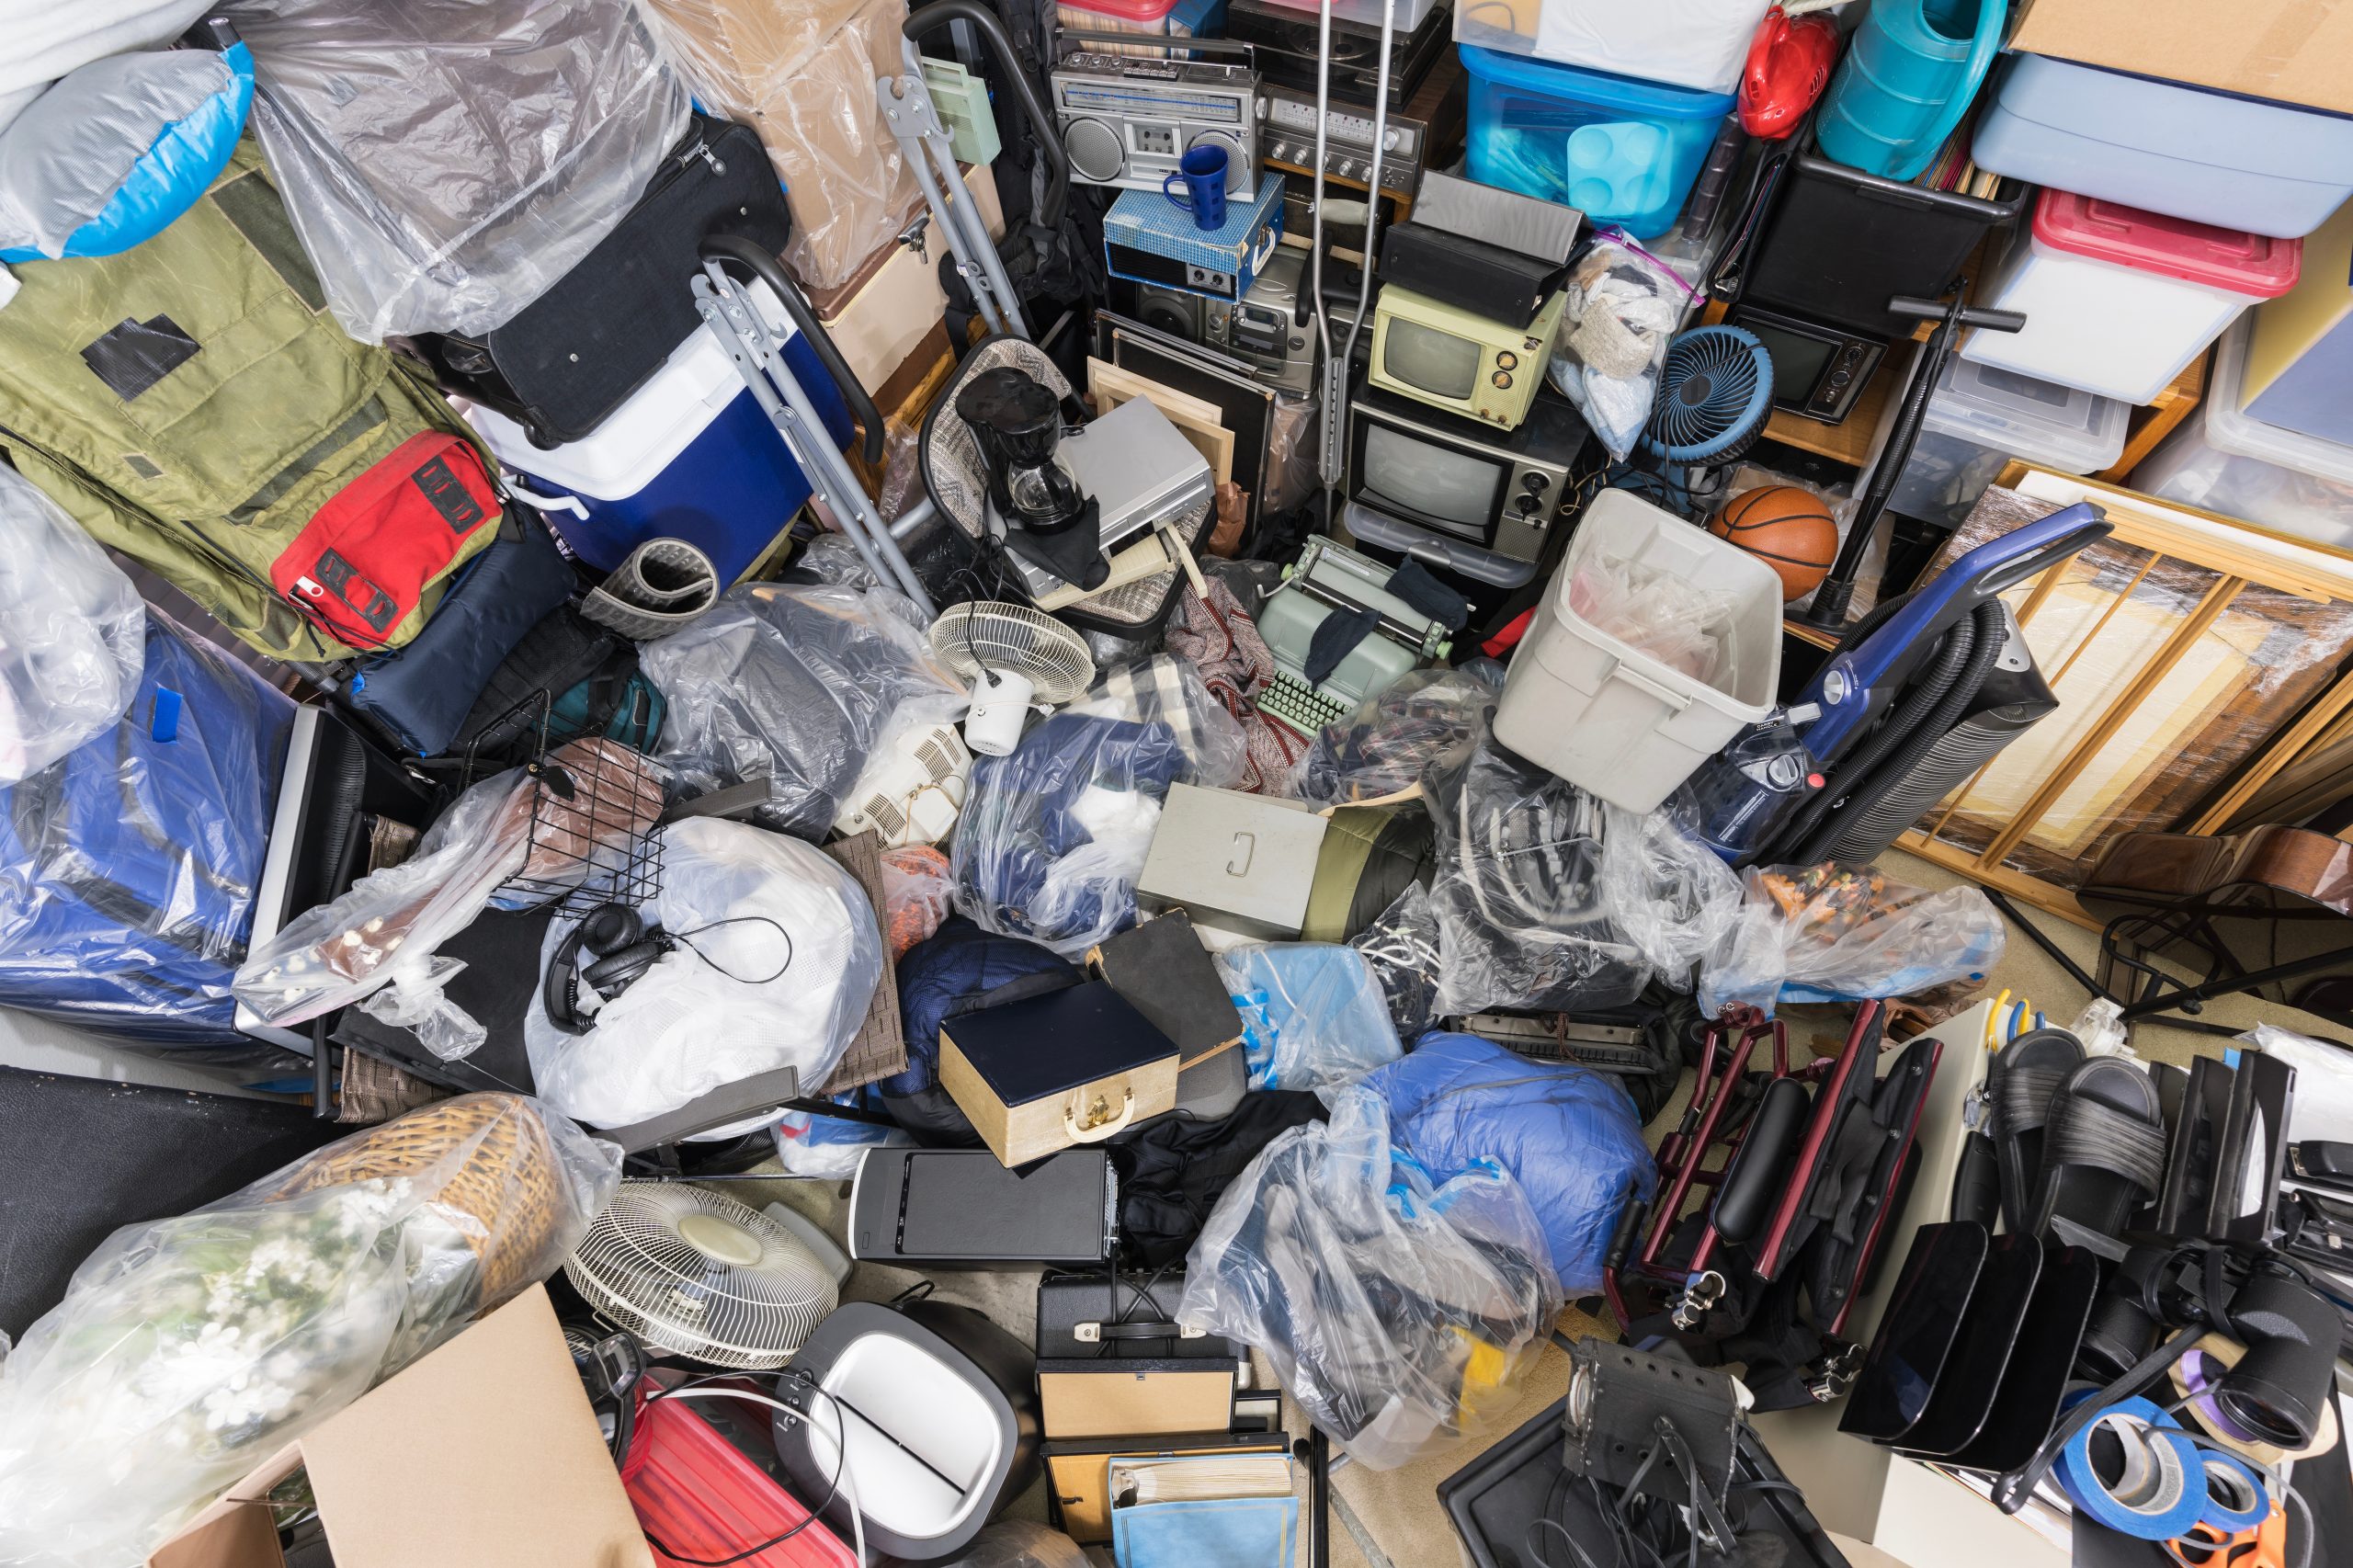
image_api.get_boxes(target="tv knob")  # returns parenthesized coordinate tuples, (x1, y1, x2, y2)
(1514, 494, 1542, 517)
(1496, 350, 1518, 370)
(1491, 370, 1512, 389)
(1522, 473, 1548, 494)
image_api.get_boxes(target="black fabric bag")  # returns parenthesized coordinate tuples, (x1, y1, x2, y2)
(407, 114, 791, 445)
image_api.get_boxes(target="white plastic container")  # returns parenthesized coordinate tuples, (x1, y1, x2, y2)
(1961, 189, 2302, 404)
(1870, 355, 2129, 531)
(1452, 0, 1771, 96)
(1261, 0, 1442, 30)
(2133, 318, 2353, 550)
(1493, 489, 1783, 812)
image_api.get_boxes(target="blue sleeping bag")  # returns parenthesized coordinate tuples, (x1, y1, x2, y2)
(878, 914, 1078, 1142)
(0, 615, 292, 1045)
(1365, 1031, 1655, 1294)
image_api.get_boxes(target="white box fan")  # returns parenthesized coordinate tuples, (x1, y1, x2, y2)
(833, 721, 972, 847)
(563, 1182, 841, 1369)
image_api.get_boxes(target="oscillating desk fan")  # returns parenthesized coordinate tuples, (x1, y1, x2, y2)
(1621, 325, 1776, 520)
(927, 601, 1097, 756)
(564, 1183, 840, 1369)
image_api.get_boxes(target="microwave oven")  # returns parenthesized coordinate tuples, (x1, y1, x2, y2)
(1345, 377, 1588, 566)
(1721, 300, 1887, 425)
(1368, 282, 1567, 430)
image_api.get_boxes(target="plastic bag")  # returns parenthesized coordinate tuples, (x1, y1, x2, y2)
(0, 466, 142, 782)
(234, 737, 665, 1036)
(638, 0, 922, 292)
(1699, 863, 2005, 1017)
(952, 710, 1199, 959)
(354, 954, 485, 1062)
(881, 844, 954, 958)
(1217, 942, 1403, 1090)
(0, 1, 216, 132)
(1349, 881, 1445, 1041)
(1068, 653, 1249, 790)
(774, 1106, 911, 1179)
(1569, 549, 1741, 686)
(1597, 802, 1746, 991)
(2241, 1023, 2353, 1144)
(1368, 1032, 1655, 1296)
(1428, 740, 1651, 1017)
(2072, 996, 2131, 1059)
(642, 581, 965, 838)
(935, 1521, 1092, 1568)
(1545, 237, 1686, 461)
(1301, 662, 1504, 806)
(0, 1094, 618, 1568)
(1179, 1083, 1562, 1469)
(527, 817, 882, 1131)
(223, 0, 690, 341)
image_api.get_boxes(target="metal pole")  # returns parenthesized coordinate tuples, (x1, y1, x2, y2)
(877, 44, 1027, 340)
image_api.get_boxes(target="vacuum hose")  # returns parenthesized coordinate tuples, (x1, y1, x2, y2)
(1789, 600, 2006, 866)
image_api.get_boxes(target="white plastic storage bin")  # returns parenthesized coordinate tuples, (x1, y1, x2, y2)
(1971, 53, 2353, 239)
(466, 281, 851, 586)
(1258, 0, 1441, 31)
(1960, 189, 2301, 404)
(1056, 0, 1227, 56)
(1452, 0, 1770, 96)
(2134, 318, 2353, 550)
(1870, 356, 2128, 531)
(1493, 489, 1782, 812)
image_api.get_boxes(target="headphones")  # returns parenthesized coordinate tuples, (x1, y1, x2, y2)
(543, 903, 675, 1034)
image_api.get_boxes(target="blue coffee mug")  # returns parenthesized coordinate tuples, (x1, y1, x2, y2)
(1162, 144, 1228, 231)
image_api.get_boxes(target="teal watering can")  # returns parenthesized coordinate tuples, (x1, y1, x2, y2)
(1816, 0, 2005, 182)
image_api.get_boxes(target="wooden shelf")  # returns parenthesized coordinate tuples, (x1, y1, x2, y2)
(1782, 617, 1842, 651)
(1762, 366, 1895, 468)
(2097, 351, 2209, 483)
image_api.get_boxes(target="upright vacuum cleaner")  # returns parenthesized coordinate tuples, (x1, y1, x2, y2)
(1689, 500, 2112, 867)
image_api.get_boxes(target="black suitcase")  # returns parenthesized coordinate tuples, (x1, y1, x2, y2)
(407, 113, 792, 447)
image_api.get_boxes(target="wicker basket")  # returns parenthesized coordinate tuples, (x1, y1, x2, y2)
(267, 1094, 572, 1304)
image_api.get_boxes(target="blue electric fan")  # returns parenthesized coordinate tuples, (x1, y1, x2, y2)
(1623, 326, 1775, 517)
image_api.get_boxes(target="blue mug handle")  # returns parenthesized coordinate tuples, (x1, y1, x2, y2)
(1163, 170, 1192, 210)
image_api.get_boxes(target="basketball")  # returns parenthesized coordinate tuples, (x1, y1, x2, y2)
(1710, 485, 1839, 601)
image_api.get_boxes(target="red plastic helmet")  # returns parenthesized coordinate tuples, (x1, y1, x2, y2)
(1740, 6, 1840, 140)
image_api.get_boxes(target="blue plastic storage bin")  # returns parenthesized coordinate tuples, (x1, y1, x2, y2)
(466, 285, 853, 586)
(1972, 53, 2353, 240)
(1461, 44, 1734, 238)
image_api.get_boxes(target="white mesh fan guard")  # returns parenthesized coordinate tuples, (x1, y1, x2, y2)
(926, 602, 1097, 704)
(563, 1183, 840, 1369)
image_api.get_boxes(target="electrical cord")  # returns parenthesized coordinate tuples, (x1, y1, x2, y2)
(633, 1376, 864, 1568)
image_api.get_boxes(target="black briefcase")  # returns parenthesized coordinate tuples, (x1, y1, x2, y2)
(408, 113, 792, 446)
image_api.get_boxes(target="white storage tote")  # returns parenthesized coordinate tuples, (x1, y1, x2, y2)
(1493, 489, 1783, 812)
(1453, 0, 1772, 96)
(1960, 189, 2301, 405)
(1869, 355, 2128, 531)
(465, 281, 853, 587)
(2133, 318, 2353, 551)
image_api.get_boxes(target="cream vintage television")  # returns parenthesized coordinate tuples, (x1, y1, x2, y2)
(1368, 281, 1567, 429)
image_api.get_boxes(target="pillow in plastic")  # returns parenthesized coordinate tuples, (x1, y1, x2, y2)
(1214, 941, 1402, 1091)
(527, 817, 882, 1130)
(0, 45, 254, 262)
(0, 467, 143, 781)
(1365, 1030, 1655, 1296)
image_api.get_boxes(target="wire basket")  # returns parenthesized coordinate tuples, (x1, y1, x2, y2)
(465, 691, 667, 916)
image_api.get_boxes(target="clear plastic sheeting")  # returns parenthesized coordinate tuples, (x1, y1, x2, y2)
(1215, 941, 1403, 1090)
(0, 0, 213, 135)
(1699, 862, 2005, 1017)
(1597, 801, 1745, 990)
(1300, 662, 1504, 806)
(1545, 237, 1685, 461)
(2242, 1023, 2353, 1144)
(1569, 548, 1739, 685)
(0, 467, 142, 782)
(526, 817, 882, 1131)
(1349, 880, 1445, 1040)
(774, 1106, 911, 1178)
(1065, 653, 1250, 789)
(1179, 1083, 1563, 1470)
(222, 0, 690, 341)
(951, 711, 1197, 959)
(0, 49, 241, 259)
(1428, 740, 1650, 1016)
(642, 581, 964, 839)
(0, 1094, 619, 1568)
(938, 1521, 1094, 1568)
(880, 843, 955, 957)
(639, 0, 922, 291)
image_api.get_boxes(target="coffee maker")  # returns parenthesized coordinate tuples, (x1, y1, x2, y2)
(955, 368, 1107, 591)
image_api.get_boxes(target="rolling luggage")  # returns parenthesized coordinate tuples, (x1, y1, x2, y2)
(410, 113, 799, 447)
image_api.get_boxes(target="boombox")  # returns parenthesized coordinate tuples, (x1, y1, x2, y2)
(1051, 53, 1259, 199)
(1136, 244, 1316, 393)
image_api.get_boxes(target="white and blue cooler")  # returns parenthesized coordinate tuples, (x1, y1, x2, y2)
(466, 282, 855, 586)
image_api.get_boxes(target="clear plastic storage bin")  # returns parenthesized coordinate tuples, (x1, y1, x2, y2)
(1960, 189, 2301, 405)
(1869, 356, 2128, 531)
(1256, 0, 1443, 29)
(2133, 318, 2353, 550)
(1451, 0, 1769, 96)
(1461, 44, 1736, 239)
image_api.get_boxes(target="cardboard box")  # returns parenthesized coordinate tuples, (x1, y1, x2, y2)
(2010, 0, 2353, 117)
(150, 1285, 650, 1568)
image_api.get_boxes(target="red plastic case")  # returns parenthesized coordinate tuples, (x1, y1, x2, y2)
(622, 1392, 856, 1568)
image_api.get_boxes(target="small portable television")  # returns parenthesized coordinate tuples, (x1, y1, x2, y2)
(1345, 378, 1587, 567)
(1368, 283, 1568, 430)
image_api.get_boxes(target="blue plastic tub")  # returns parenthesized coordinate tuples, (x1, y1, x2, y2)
(469, 293, 853, 586)
(1972, 54, 2353, 240)
(1461, 43, 1735, 238)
